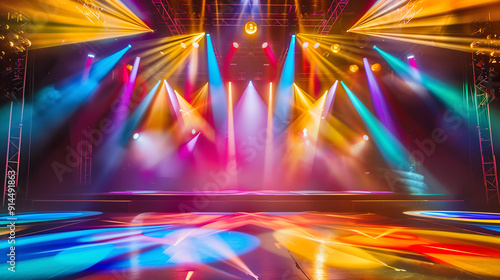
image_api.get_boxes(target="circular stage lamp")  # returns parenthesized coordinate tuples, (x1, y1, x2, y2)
(126, 64, 133, 71)
(180, 42, 187, 49)
(331, 43, 340, 53)
(349, 64, 359, 73)
(192, 42, 199, 48)
(262, 42, 268, 48)
(313, 43, 320, 49)
(133, 133, 140, 140)
(371, 63, 381, 71)
(363, 135, 369, 141)
(233, 42, 239, 48)
(302, 42, 309, 48)
(244, 21, 258, 35)
(192, 129, 196, 135)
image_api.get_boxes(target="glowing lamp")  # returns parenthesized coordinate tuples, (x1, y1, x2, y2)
(262, 42, 268, 48)
(133, 133, 140, 140)
(349, 64, 359, 73)
(88, 54, 95, 58)
(192, 42, 199, 48)
(180, 42, 187, 49)
(233, 42, 239, 48)
(302, 42, 309, 48)
(313, 43, 320, 49)
(126, 64, 133, 71)
(363, 135, 369, 141)
(371, 63, 381, 71)
(331, 43, 340, 53)
(192, 129, 196, 135)
(244, 21, 258, 35)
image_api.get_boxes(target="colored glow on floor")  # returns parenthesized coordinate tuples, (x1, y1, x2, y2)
(0, 211, 102, 225)
(404, 211, 500, 223)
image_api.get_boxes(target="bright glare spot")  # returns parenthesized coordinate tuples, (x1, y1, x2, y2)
(407, 55, 414, 59)
(180, 42, 187, 49)
(160, 51, 164, 55)
(233, 42, 239, 48)
(127, 44, 132, 48)
(126, 64, 133, 71)
(133, 133, 140, 140)
(193, 42, 199, 48)
(303, 128, 308, 134)
(192, 129, 196, 135)
(349, 64, 359, 73)
(262, 42, 268, 48)
(363, 135, 369, 141)
(313, 43, 320, 49)
(302, 42, 309, 48)
(88, 54, 95, 58)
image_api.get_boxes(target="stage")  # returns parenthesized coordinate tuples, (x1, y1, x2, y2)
(1, 211, 500, 279)
(30, 190, 464, 213)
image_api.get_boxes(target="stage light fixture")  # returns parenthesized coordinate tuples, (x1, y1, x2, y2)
(331, 43, 340, 53)
(244, 21, 258, 35)
(180, 42, 187, 49)
(133, 133, 140, 140)
(233, 42, 239, 48)
(88, 54, 95, 58)
(127, 44, 132, 48)
(192, 129, 196, 135)
(302, 42, 309, 48)
(363, 135, 369, 141)
(349, 64, 359, 73)
(262, 42, 268, 48)
(313, 43, 320, 49)
(407, 55, 414, 59)
(126, 64, 133, 71)
(193, 42, 199, 48)
(371, 63, 381, 71)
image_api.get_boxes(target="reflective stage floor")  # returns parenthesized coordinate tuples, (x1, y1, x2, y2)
(2, 211, 500, 279)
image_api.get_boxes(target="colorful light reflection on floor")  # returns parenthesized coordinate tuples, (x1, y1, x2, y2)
(1, 211, 500, 279)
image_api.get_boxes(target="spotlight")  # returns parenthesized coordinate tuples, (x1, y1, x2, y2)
(262, 42, 268, 48)
(244, 21, 258, 35)
(363, 135, 369, 141)
(302, 42, 309, 48)
(192, 42, 199, 48)
(349, 64, 359, 73)
(331, 43, 340, 53)
(180, 42, 187, 49)
(371, 63, 381, 72)
(88, 54, 95, 58)
(232, 42, 239, 48)
(126, 64, 133, 71)
(133, 133, 140, 140)
(407, 55, 414, 59)
(313, 43, 320, 49)
(192, 129, 196, 135)
(127, 44, 132, 48)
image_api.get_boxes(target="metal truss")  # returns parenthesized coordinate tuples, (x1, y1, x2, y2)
(3, 53, 26, 206)
(472, 56, 499, 205)
(315, 0, 349, 35)
(151, 0, 186, 35)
